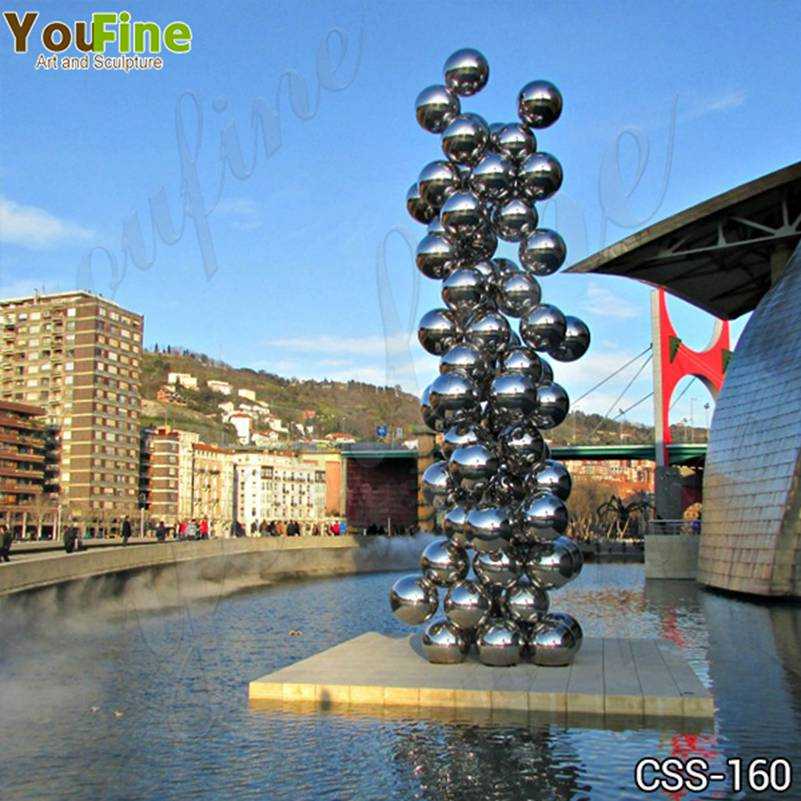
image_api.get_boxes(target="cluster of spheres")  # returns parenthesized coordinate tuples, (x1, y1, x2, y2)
(389, 48, 590, 668)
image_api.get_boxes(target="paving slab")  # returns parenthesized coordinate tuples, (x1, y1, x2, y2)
(249, 632, 713, 721)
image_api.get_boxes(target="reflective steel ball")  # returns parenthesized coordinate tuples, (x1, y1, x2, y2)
(545, 612, 583, 653)
(444, 579, 492, 630)
(407, 182, 436, 224)
(492, 198, 538, 243)
(389, 574, 439, 625)
(415, 84, 461, 133)
(441, 423, 488, 460)
(486, 467, 525, 506)
(443, 48, 489, 96)
(459, 223, 498, 260)
(441, 113, 490, 166)
(548, 315, 590, 362)
(517, 152, 563, 201)
(442, 503, 470, 547)
(517, 491, 568, 543)
(449, 443, 498, 498)
(418, 160, 461, 209)
(440, 190, 486, 239)
(427, 371, 480, 425)
(439, 344, 490, 385)
(488, 372, 538, 423)
(500, 346, 543, 383)
(416, 233, 458, 280)
(418, 308, 458, 355)
(519, 228, 567, 276)
(467, 506, 515, 554)
(539, 356, 554, 385)
(498, 421, 546, 474)
(533, 382, 570, 429)
(529, 459, 572, 501)
(469, 152, 515, 202)
(464, 309, 511, 356)
(441, 266, 485, 316)
(421, 459, 451, 509)
(493, 122, 536, 164)
(503, 578, 549, 624)
(473, 547, 522, 587)
(422, 619, 471, 663)
(518, 80, 563, 129)
(527, 619, 578, 666)
(526, 536, 583, 589)
(519, 304, 567, 352)
(476, 618, 523, 666)
(420, 536, 469, 586)
(495, 271, 541, 318)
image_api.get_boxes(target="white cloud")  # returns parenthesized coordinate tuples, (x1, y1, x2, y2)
(215, 197, 263, 231)
(682, 89, 747, 123)
(583, 285, 640, 319)
(0, 197, 93, 250)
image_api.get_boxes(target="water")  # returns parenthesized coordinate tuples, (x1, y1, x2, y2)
(1, 564, 800, 801)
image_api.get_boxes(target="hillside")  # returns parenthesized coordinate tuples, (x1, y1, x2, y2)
(140, 348, 708, 446)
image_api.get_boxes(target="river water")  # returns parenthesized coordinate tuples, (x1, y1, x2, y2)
(1, 564, 800, 801)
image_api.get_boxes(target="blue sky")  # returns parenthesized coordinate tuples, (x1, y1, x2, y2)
(1, 0, 799, 426)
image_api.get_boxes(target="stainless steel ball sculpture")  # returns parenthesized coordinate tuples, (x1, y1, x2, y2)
(391, 48, 589, 669)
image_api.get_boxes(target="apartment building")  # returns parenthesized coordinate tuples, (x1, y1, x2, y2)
(0, 291, 143, 519)
(0, 400, 47, 531)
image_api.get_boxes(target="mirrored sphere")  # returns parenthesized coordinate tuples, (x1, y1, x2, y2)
(517, 152, 564, 201)
(407, 182, 436, 224)
(422, 619, 471, 663)
(518, 80, 564, 129)
(440, 190, 486, 239)
(529, 458, 572, 500)
(548, 315, 591, 362)
(421, 459, 451, 509)
(442, 423, 488, 460)
(416, 233, 458, 280)
(467, 507, 515, 554)
(488, 372, 538, 423)
(469, 152, 515, 202)
(493, 123, 536, 164)
(441, 113, 490, 166)
(389, 574, 439, 625)
(442, 503, 470, 547)
(527, 619, 578, 666)
(415, 84, 460, 133)
(428, 371, 480, 425)
(526, 536, 583, 589)
(503, 578, 550, 624)
(449, 443, 498, 498)
(486, 467, 525, 506)
(440, 344, 490, 385)
(533, 382, 570, 429)
(418, 160, 461, 209)
(498, 421, 546, 473)
(500, 346, 543, 383)
(545, 612, 583, 653)
(495, 271, 542, 318)
(473, 548, 522, 589)
(492, 198, 538, 243)
(459, 224, 498, 260)
(464, 310, 511, 356)
(441, 266, 485, 316)
(519, 228, 567, 276)
(421, 536, 469, 586)
(444, 579, 492, 630)
(418, 308, 458, 355)
(520, 304, 567, 352)
(477, 618, 523, 666)
(443, 48, 489, 96)
(517, 491, 568, 543)
(420, 384, 440, 432)
(539, 356, 554, 385)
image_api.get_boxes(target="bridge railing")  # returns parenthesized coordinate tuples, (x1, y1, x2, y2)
(647, 519, 700, 536)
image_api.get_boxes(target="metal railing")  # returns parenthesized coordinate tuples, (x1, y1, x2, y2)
(647, 519, 701, 536)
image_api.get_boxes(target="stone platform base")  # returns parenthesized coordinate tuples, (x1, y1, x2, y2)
(249, 632, 713, 721)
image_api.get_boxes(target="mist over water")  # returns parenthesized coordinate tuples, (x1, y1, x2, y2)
(2, 563, 800, 801)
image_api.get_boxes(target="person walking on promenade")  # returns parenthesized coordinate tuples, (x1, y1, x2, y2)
(121, 516, 132, 546)
(199, 517, 209, 540)
(156, 521, 167, 542)
(0, 524, 12, 562)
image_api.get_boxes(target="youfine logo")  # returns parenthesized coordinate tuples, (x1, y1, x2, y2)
(3, 10, 193, 72)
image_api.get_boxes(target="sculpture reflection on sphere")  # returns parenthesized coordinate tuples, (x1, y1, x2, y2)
(389, 46, 590, 668)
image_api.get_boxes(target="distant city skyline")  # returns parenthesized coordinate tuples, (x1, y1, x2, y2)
(3, 0, 800, 425)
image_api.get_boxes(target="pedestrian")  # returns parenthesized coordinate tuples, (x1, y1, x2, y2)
(187, 519, 198, 539)
(259, 520, 268, 537)
(121, 516, 132, 546)
(0, 524, 12, 562)
(156, 521, 167, 542)
(199, 517, 209, 539)
(179, 520, 188, 540)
